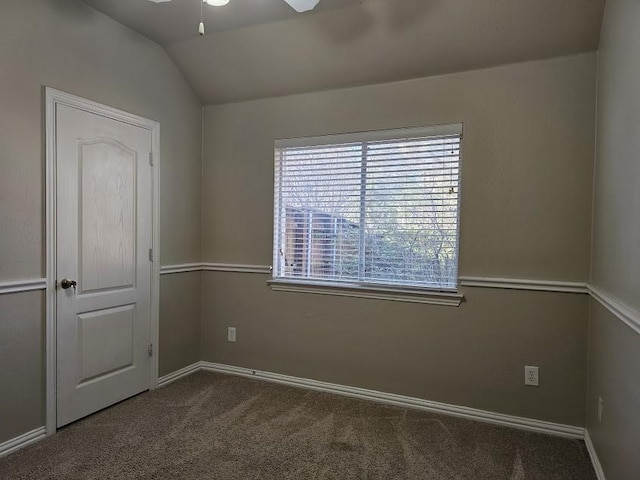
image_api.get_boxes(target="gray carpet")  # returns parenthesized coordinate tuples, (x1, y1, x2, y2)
(0, 371, 596, 479)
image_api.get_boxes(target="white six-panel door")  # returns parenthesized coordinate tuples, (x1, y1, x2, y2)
(55, 103, 153, 427)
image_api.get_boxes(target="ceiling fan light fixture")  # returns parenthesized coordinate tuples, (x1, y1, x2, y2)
(204, 0, 230, 6)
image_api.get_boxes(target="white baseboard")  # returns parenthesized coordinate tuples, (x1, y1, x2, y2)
(584, 429, 607, 480)
(187, 361, 583, 439)
(0, 427, 46, 458)
(157, 362, 202, 388)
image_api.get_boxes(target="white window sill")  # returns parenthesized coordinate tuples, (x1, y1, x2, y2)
(267, 279, 463, 307)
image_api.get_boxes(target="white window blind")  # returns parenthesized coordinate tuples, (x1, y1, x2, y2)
(273, 124, 462, 291)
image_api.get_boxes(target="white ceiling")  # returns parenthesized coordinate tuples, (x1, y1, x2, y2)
(82, 0, 605, 105)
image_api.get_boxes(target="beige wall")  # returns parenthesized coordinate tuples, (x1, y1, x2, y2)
(586, 301, 640, 479)
(0, 0, 202, 443)
(203, 273, 589, 425)
(587, 1, 640, 478)
(202, 54, 597, 425)
(159, 272, 202, 377)
(0, 292, 44, 442)
(591, 0, 640, 312)
(204, 54, 596, 280)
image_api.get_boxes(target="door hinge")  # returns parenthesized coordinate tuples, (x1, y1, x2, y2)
(148, 344, 153, 357)
(148, 248, 154, 262)
(149, 152, 154, 167)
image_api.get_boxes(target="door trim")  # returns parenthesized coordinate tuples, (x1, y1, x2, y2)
(45, 88, 160, 435)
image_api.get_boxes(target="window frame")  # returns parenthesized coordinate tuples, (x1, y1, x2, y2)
(269, 123, 464, 307)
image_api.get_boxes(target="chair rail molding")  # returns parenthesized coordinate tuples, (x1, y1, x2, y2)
(160, 265, 639, 335)
(160, 263, 589, 295)
(459, 276, 588, 294)
(160, 263, 271, 275)
(159, 263, 203, 275)
(588, 284, 640, 335)
(0, 279, 47, 295)
(202, 263, 272, 274)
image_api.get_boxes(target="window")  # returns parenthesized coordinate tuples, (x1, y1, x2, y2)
(271, 124, 463, 300)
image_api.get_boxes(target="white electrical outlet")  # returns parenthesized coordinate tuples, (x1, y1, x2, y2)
(227, 327, 236, 342)
(597, 397, 603, 422)
(524, 366, 539, 386)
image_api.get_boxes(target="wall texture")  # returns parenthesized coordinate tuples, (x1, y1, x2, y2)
(201, 54, 597, 426)
(159, 272, 202, 377)
(590, 0, 640, 313)
(0, 0, 202, 443)
(0, 292, 44, 443)
(587, 301, 640, 479)
(587, 0, 640, 478)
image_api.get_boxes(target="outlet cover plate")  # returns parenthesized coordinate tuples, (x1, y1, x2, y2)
(597, 397, 603, 422)
(525, 365, 539, 386)
(227, 327, 237, 342)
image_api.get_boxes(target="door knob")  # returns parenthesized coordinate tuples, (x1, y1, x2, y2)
(60, 278, 77, 290)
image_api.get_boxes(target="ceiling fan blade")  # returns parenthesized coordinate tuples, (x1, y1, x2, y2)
(282, 0, 320, 13)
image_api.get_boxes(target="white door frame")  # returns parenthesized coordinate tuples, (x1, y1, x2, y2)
(44, 88, 161, 435)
